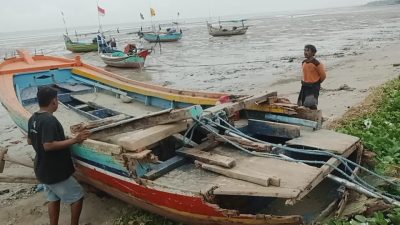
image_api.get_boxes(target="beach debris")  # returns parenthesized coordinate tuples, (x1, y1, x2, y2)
(338, 193, 393, 218)
(120, 95, 133, 103)
(321, 84, 356, 92)
(393, 63, 400, 67)
(363, 119, 372, 129)
(0, 189, 10, 195)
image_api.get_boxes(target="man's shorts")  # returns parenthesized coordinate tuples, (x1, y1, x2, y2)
(44, 176, 84, 204)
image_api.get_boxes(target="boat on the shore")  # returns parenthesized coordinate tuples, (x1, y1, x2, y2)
(97, 35, 151, 68)
(63, 35, 98, 53)
(138, 29, 183, 42)
(0, 50, 364, 225)
(207, 20, 249, 37)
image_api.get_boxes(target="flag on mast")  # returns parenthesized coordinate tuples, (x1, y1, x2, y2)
(150, 8, 156, 17)
(61, 11, 66, 24)
(97, 6, 105, 16)
(140, 13, 144, 20)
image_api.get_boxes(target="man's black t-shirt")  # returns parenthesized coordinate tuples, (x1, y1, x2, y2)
(28, 112, 75, 184)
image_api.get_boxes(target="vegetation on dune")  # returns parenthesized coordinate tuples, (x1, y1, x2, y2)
(327, 76, 400, 224)
(326, 208, 400, 225)
(337, 77, 400, 176)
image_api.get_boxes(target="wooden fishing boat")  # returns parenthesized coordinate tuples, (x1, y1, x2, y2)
(207, 20, 249, 37)
(0, 50, 364, 225)
(138, 30, 183, 42)
(63, 35, 98, 53)
(97, 35, 151, 68)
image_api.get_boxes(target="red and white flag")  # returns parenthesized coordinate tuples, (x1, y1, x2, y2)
(97, 6, 105, 16)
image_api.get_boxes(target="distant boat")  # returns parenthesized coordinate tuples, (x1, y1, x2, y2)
(207, 20, 249, 37)
(63, 35, 98, 53)
(97, 35, 151, 68)
(138, 29, 183, 42)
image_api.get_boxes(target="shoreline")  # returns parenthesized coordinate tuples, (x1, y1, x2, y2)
(1, 39, 400, 225)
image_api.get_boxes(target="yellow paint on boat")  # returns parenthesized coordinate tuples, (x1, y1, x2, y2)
(72, 68, 219, 106)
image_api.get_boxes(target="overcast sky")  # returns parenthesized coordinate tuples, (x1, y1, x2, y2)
(0, 0, 371, 32)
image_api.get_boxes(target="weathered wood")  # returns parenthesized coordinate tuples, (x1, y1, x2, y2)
(143, 155, 187, 180)
(286, 142, 360, 205)
(0, 175, 38, 184)
(294, 107, 322, 126)
(265, 114, 318, 129)
(70, 114, 128, 133)
(247, 119, 301, 139)
(213, 186, 300, 198)
(123, 150, 152, 160)
(253, 91, 277, 105)
(87, 108, 191, 140)
(214, 135, 272, 152)
(206, 92, 280, 117)
(177, 148, 236, 168)
(286, 129, 360, 155)
(193, 140, 220, 152)
(80, 139, 122, 155)
(172, 134, 198, 147)
(267, 96, 278, 104)
(196, 161, 280, 187)
(114, 121, 189, 152)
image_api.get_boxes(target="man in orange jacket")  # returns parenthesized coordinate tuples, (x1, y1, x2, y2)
(297, 44, 326, 110)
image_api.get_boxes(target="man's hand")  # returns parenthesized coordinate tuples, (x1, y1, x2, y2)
(74, 129, 91, 144)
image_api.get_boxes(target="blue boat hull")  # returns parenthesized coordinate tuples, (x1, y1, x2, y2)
(143, 32, 182, 42)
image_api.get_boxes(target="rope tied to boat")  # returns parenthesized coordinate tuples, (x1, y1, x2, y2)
(183, 111, 400, 206)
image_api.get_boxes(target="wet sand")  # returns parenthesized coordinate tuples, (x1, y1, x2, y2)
(1, 4, 400, 225)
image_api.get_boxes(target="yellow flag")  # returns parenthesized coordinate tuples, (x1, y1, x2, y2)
(150, 8, 156, 17)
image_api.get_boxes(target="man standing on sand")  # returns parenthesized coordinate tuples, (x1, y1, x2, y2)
(27, 86, 90, 225)
(297, 44, 326, 110)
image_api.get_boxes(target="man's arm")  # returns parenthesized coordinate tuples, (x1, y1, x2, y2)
(317, 63, 326, 82)
(43, 130, 90, 151)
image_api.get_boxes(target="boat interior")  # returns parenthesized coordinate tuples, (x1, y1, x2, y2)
(14, 68, 362, 223)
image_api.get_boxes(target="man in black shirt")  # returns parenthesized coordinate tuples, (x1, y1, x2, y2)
(27, 87, 90, 225)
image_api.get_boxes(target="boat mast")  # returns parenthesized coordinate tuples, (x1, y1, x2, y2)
(61, 11, 69, 36)
(97, 0, 103, 33)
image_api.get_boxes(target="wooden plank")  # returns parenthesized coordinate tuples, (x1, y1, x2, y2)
(77, 93, 280, 140)
(295, 107, 322, 127)
(286, 142, 360, 205)
(265, 114, 318, 129)
(114, 121, 189, 152)
(286, 129, 360, 155)
(176, 148, 236, 168)
(80, 139, 122, 155)
(70, 114, 127, 134)
(196, 161, 280, 187)
(143, 155, 187, 180)
(123, 150, 152, 160)
(204, 92, 280, 117)
(214, 135, 272, 152)
(213, 186, 300, 198)
(87, 108, 191, 140)
(247, 119, 300, 139)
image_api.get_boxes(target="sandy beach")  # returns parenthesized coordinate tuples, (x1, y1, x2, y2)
(1, 5, 400, 225)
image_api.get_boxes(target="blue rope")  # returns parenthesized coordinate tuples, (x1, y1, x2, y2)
(190, 114, 400, 203)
